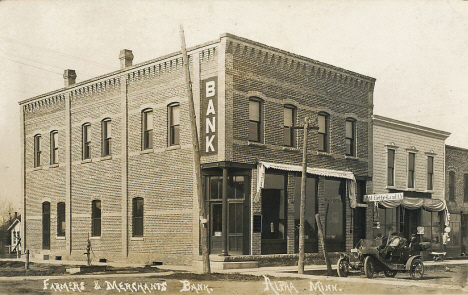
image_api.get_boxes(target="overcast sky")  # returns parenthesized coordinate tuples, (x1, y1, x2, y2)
(0, 0, 467, 211)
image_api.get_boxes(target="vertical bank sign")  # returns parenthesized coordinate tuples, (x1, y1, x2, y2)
(201, 77, 217, 155)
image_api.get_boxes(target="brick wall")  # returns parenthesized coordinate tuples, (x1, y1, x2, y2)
(445, 145, 468, 213)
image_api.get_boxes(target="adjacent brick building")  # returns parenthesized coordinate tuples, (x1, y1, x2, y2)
(372, 115, 450, 252)
(20, 33, 375, 265)
(445, 145, 468, 257)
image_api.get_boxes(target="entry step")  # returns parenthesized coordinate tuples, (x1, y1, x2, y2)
(193, 260, 258, 270)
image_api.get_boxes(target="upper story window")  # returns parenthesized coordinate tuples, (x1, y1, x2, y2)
(464, 174, 468, 203)
(34, 134, 41, 167)
(142, 109, 153, 150)
(82, 123, 91, 160)
(91, 200, 101, 237)
(449, 171, 456, 201)
(249, 98, 262, 142)
(168, 103, 180, 146)
(101, 119, 111, 157)
(408, 153, 416, 189)
(345, 119, 356, 156)
(427, 156, 434, 191)
(387, 149, 395, 187)
(317, 113, 329, 152)
(283, 106, 295, 147)
(132, 197, 144, 237)
(50, 131, 58, 165)
(57, 202, 65, 237)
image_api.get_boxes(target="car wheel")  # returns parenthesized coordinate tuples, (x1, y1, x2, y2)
(364, 256, 374, 279)
(384, 270, 397, 277)
(337, 258, 350, 277)
(410, 258, 424, 280)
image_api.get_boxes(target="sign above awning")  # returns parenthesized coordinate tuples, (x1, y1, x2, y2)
(364, 192, 404, 202)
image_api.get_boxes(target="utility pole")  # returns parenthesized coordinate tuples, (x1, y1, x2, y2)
(179, 25, 211, 274)
(293, 117, 319, 274)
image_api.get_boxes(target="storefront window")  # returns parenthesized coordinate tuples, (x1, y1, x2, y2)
(421, 210, 441, 249)
(294, 175, 318, 252)
(324, 179, 345, 252)
(377, 207, 397, 237)
(228, 176, 246, 199)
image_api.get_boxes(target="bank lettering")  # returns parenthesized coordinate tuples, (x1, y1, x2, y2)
(202, 77, 218, 154)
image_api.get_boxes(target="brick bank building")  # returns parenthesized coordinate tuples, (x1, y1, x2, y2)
(20, 34, 375, 265)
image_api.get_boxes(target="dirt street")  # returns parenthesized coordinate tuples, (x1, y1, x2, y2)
(0, 262, 468, 294)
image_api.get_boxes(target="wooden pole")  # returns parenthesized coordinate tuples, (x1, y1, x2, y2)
(298, 117, 309, 274)
(179, 25, 211, 274)
(315, 213, 333, 276)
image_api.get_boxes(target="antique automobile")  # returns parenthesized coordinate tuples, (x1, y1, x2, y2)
(336, 235, 424, 279)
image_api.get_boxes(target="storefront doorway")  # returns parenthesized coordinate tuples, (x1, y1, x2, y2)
(205, 173, 250, 255)
(261, 172, 287, 255)
(294, 175, 318, 253)
(323, 179, 346, 252)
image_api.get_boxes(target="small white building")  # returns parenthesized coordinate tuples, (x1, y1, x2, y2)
(7, 216, 21, 253)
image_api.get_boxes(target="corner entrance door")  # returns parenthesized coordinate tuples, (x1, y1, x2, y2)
(42, 202, 50, 250)
(210, 203, 223, 254)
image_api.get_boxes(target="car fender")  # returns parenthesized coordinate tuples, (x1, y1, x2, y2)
(406, 255, 422, 270)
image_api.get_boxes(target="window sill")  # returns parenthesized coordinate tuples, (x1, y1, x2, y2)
(33, 166, 43, 171)
(248, 141, 266, 148)
(81, 159, 92, 164)
(131, 237, 144, 241)
(282, 146, 300, 153)
(56, 236, 66, 240)
(316, 151, 331, 156)
(166, 145, 181, 151)
(406, 188, 416, 192)
(49, 164, 60, 168)
(425, 190, 435, 193)
(90, 236, 101, 240)
(100, 155, 112, 161)
(345, 155, 359, 160)
(140, 149, 154, 154)
(385, 186, 397, 190)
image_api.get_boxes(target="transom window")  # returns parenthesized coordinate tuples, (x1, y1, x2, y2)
(283, 106, 295, 147)
(101, 119, 111, 157)
(142, 109, 153, 150)
(249, 98, 262, 142)
(82, 123, 91, 160)
(34, 134, 41, 167)
(317, 113, 328, 152)
(50, 131, 58, 165)
(345, 119, 355, 156)
(408, 153, 416, 189)
(168, 103, 180, 146)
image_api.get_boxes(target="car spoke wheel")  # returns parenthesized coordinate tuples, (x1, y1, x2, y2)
(384, 270, 397, 277)
(364, 256, 375, 279)
(410, 259, 424, 280)
(337, 258, 350, 277)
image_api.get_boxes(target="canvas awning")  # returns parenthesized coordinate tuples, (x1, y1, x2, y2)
(255, 161, 357, 207)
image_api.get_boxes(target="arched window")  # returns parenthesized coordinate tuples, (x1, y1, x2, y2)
(345, 118, 356, 156)
(142, 109, 153, 150)
(82, 123, 91, 160)
(50, 131, 58, 165)
(317, 112, 329, 152)
(449, 171, 456, 201)
(132, 197, 144, 237)
(249, 97, 263, 142)
(91, 200, 101, 237)
(101, 118, 111, 156)
(168, 103, 180, 146)
(34, 134, 41, 167)
(42, 202, 50, 250)
(283, 105, 295, 147)
(57, 202, 65, 237)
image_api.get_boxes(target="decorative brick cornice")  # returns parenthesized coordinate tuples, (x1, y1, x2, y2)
(224, 34, 376, 92)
